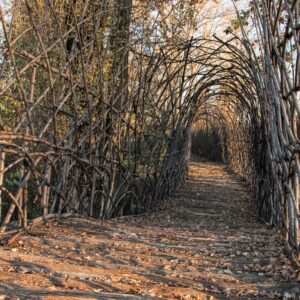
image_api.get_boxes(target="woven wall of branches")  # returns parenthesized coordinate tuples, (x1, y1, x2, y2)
(251, 0, 300, 260)
(0, 1, 199, 234)
(0, 1, 299, 260)
(191, 0, 300, 260)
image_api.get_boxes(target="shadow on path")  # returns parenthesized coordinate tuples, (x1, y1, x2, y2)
(0, 158, 299, 299)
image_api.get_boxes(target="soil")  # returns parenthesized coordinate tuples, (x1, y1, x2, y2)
(0, 158, 299, 299)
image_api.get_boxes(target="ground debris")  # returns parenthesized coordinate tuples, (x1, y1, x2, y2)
(0, 159, 298, 299)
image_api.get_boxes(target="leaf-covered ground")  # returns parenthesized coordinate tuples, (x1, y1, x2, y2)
(0, 159, 299, 299)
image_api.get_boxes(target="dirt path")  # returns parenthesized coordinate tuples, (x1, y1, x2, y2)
(0, 159, 299, 299)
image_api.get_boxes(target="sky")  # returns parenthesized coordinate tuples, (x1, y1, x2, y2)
(198, 0, 249, 38)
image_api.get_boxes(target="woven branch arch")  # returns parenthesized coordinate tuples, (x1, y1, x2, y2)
(0, 0, 299, 261)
